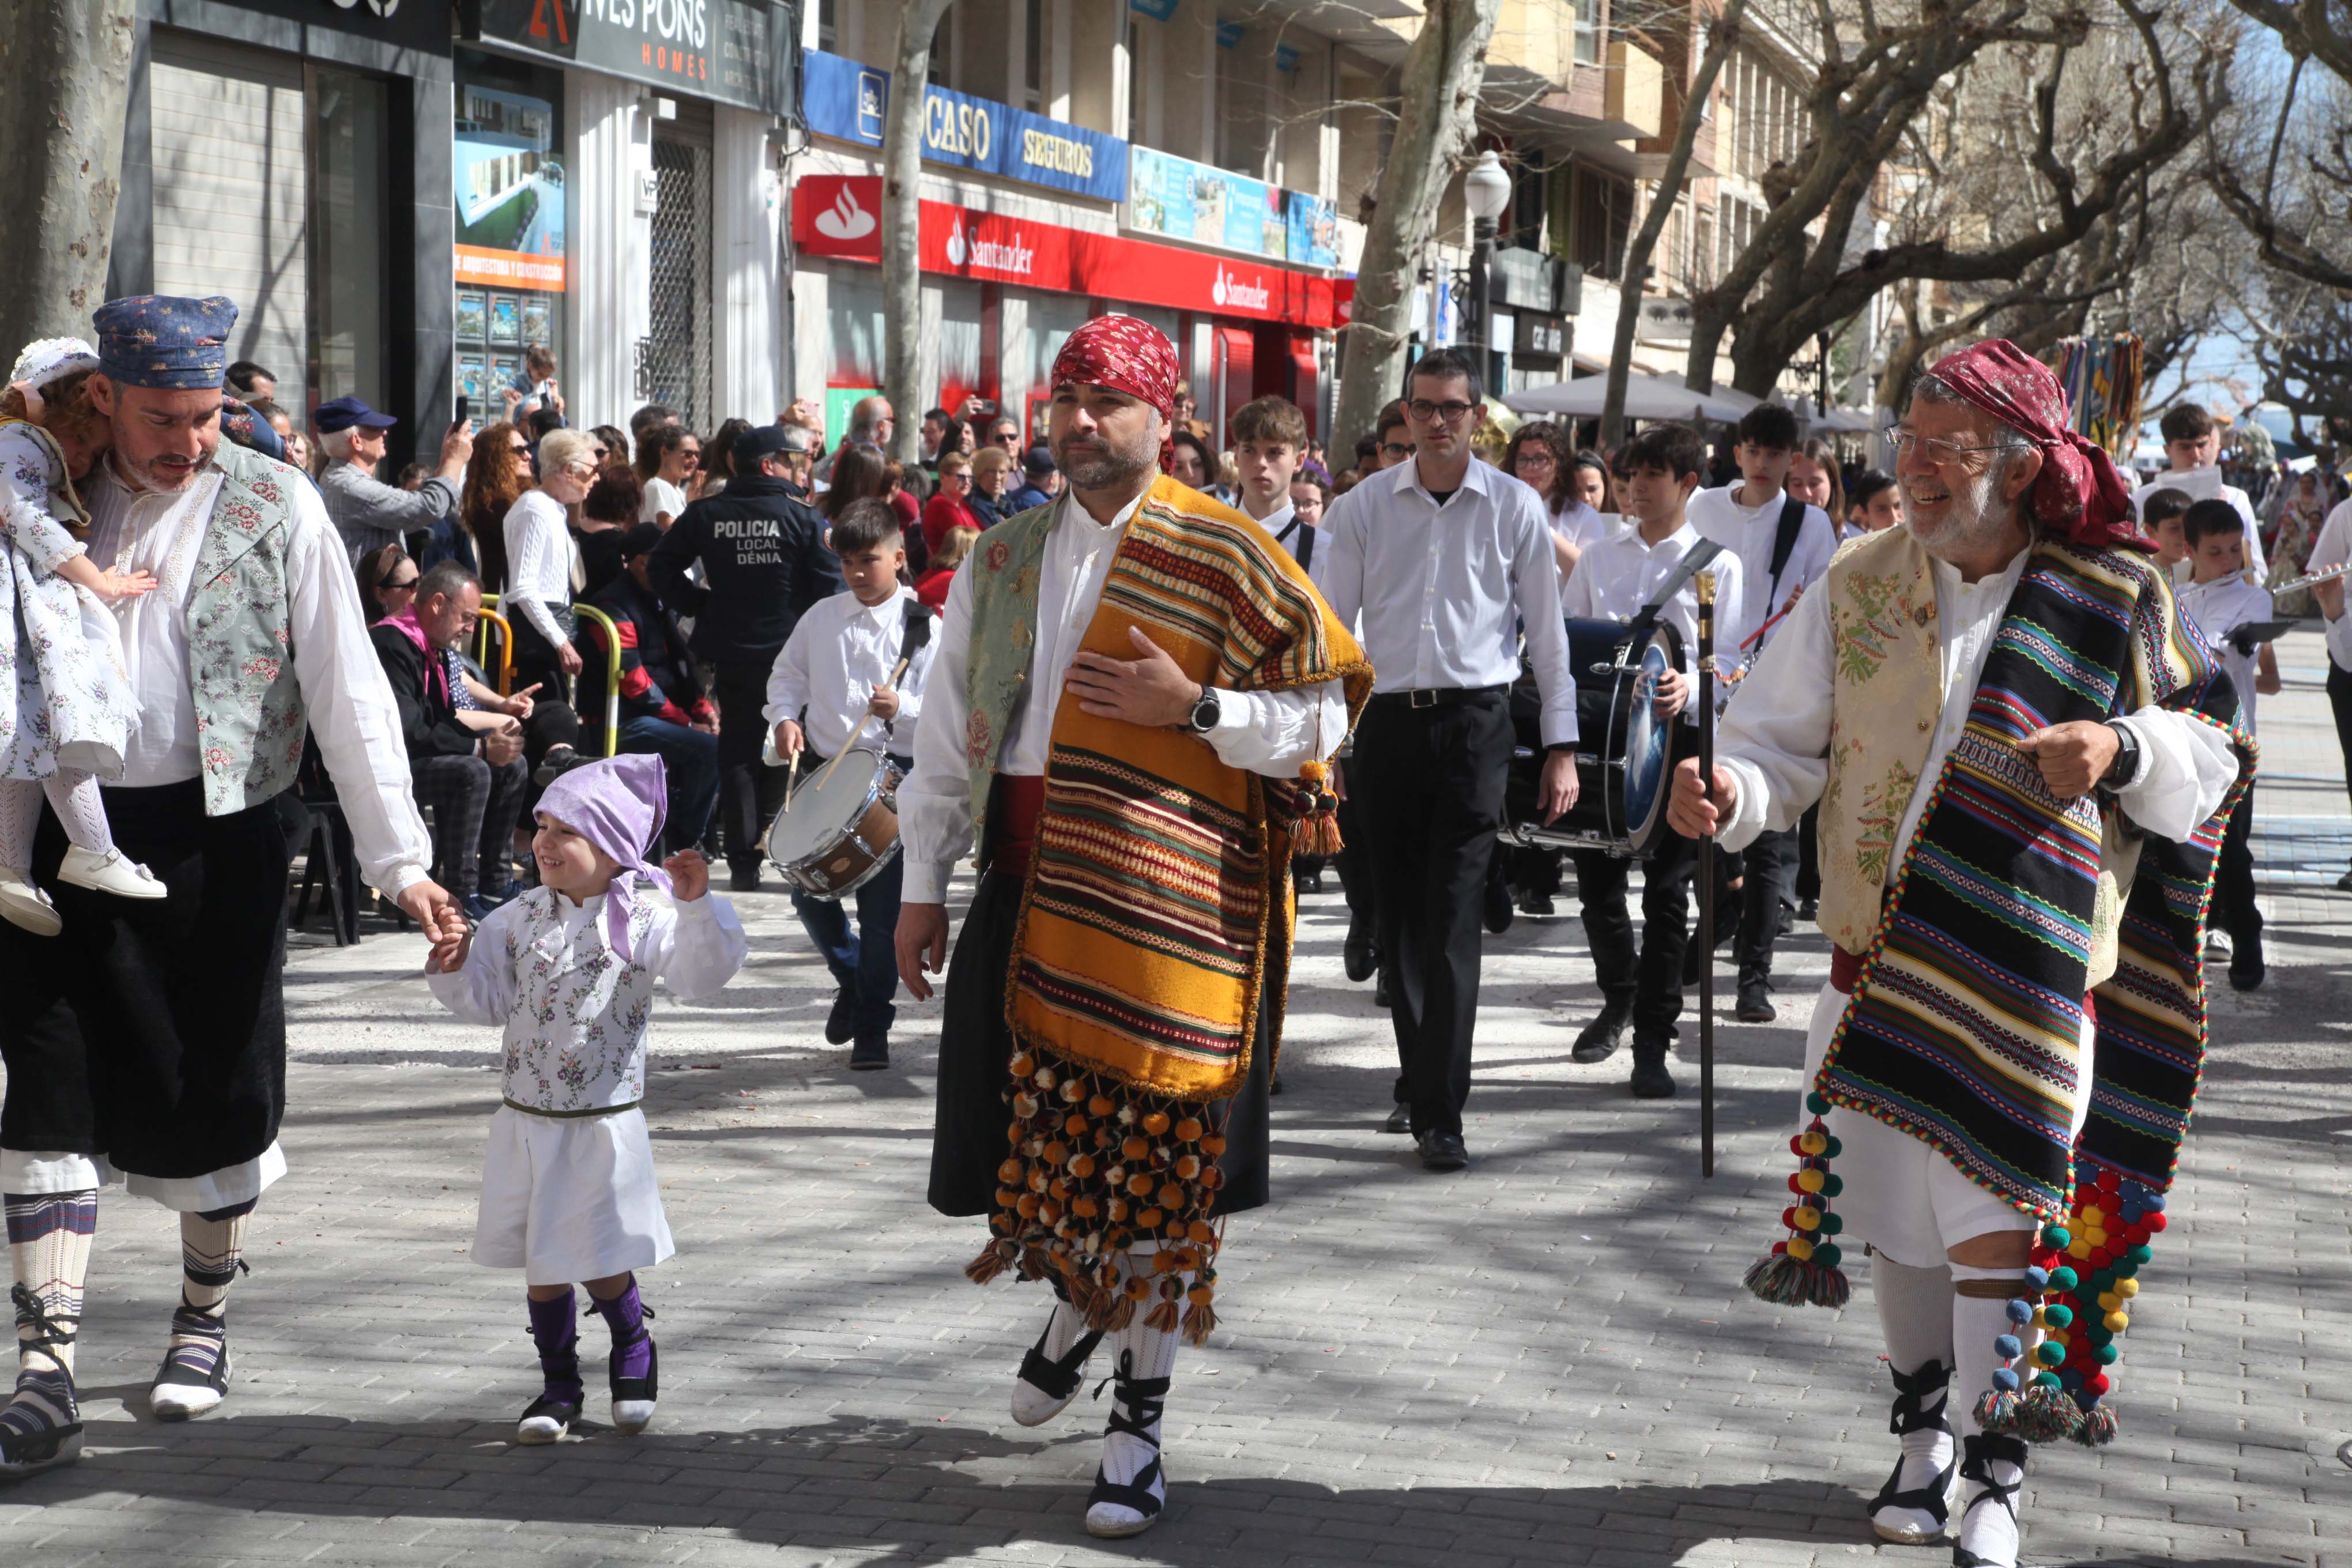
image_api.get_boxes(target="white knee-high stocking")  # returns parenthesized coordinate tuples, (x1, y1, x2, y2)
(1869, 1252, 1959, 1543)
(42, 773, 114, 856)
(1086, 1243, 1180, 1537)
(1950, 1262, 2033, 1567)
(0, 781, 39, 871)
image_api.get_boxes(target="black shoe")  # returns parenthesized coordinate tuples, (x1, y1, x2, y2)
(1630, 1040, 1677, 1099)
(728, 865, 761, 894)
(608, 1333, 657, 1435)
(2338, 866, 2352, 893)
(1415, 1130, 1469, 1171)
(1736, 979, 1777, 1023)
(1483, 881, 1514, 934)
(1518, 891, 1555, 916)
(849, 1034, 890, 1071)
(1343, 918, 1378, 982)
(1572, 998, 1633, 1064)
(2227, 941, 2265, 992)
(1797, 896, 1819, 924)
(1381, 1102, 1411, 1135)
(515, 1392, 580, 1445)
(1297, 870, 1324, 894)
(1374, 972, 1392, 1009)
(824, 987, 857, 1045)
(532, 745, 589, 788)
(1269, 1072, 1285, 1096)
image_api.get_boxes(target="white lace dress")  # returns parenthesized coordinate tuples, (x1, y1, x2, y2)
(0, 422, 137, 781)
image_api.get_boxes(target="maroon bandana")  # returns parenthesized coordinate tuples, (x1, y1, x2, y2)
(1050, 314, 1181, 472)
(1924, 339, 2146, 551)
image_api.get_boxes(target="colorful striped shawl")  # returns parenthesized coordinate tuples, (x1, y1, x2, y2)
(1005, 475, 1372, 1102)
(1820, 538, 2254, 1220)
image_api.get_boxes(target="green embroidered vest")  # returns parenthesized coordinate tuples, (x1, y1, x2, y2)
(189, 441, 305, 815)
(959, 500, 1061, 843)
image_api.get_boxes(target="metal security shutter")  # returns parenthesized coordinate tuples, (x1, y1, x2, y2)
(149, 31, 309, 413)
(644, 100, 714, 431)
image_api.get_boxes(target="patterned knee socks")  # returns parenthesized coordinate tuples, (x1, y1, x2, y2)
(160, 1201, 252, 1387)
(526, 1292, 584, 1405)
(1099, 1246, 1181, 1492)
(3, 1190, 96, 1445)
(589, 1277, 651, 1379)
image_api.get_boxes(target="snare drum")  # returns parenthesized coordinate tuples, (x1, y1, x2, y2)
(764, 749, 903, 900)
(1501, 617, 1686, 858)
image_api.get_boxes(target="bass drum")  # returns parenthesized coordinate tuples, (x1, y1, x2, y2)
(1501, 617, 1687, 858)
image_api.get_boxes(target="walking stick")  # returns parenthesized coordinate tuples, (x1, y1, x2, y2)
(1696, 569, 1718, 1179)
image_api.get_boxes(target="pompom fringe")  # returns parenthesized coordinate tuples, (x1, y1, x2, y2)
(2071, 1403, 2120, 1446)
(1299, 811, 1344, 858)
(1143, 1299, 1181, 1334)
(1973, 1389, 2022, 1435)
(964, 1242, 1014, 1285)
(1181, 1300, 1216, 1344)
(1743, 1252, 1850, 1309)
(2016, 1383, 2084, 1444)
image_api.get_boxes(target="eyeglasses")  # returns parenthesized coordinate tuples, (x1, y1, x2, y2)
(1516, 450, 1556, 466)
(509, 442, 532, 457)
(590, 445, 608, 460)
(1407, 398, 1477, 424)
(678, 450, 701, 465)
(1884, 427, 2007, 463)
(1381, 442, 1414, 459)
(381, 572, 419, 592)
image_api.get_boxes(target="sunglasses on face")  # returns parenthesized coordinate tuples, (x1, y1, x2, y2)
(678, 450, 701, 465)
(382, 571, 419, 591)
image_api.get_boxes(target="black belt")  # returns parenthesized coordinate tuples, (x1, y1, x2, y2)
(1368, 684, 1509, 710)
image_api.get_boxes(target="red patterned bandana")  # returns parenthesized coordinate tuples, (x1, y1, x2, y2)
(1924, 339, 2146, 551)
(1050, 314, 1179, 424)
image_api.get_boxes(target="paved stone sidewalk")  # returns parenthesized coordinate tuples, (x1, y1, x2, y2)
(3, 633, 2348, 1567)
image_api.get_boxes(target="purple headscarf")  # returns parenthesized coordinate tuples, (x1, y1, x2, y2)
(536, 754, 670, 961)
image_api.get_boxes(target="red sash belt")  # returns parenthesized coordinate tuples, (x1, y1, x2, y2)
(986, 775, 1047, 876)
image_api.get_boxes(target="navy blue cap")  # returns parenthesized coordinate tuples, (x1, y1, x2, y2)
(1022, 443, 1056, 477)
(315, 396, 398, 434)
(735, 424, 799, 462)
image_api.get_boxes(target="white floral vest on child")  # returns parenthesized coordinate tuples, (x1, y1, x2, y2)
(497, 884, 663, 1115)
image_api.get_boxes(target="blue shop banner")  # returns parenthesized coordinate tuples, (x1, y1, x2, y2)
(801, 49, 1128, 203)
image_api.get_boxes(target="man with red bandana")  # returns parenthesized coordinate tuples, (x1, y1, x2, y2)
(895, 315, 1370, 1539)
(1669, 341, 2252, 1567)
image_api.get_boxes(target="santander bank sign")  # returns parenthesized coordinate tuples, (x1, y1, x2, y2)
(791, 175, 1339, 329)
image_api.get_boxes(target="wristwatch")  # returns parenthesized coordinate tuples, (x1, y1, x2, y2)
(1185, 684, 1222, 734)
(2098, 721, 2140, 794)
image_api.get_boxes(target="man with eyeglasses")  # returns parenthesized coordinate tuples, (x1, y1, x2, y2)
(1669, 340, 2249, 1568)
(650, 424, 843, 891)
(1318, 348, 1580, 1174)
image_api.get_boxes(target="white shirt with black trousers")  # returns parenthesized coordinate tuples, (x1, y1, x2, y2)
(1558, 522, 1751, 1065)
(1317, 456, 1577, 1156)
(1687, 479, 1838, 1012)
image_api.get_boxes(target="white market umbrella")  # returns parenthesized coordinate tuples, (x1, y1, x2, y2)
(1507, 373, 1760, 424)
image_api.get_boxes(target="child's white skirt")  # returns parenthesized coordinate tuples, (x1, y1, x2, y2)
(473, 1103, 674, 1286)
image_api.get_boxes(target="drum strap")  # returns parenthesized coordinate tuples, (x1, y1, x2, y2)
(1767, 495, 1809, 606)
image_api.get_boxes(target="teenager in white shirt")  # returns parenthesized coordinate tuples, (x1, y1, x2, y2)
(1229, 395, 1320, 573)
(2174, 500, 2279, 990)
(765, 501, 936, 1069)
(2128, 403, 2267, 580)
(1685, 404, 1838, 1022)
(1558, 423, 1748, 1097)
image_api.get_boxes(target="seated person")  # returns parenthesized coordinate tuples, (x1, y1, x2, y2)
(371, 561, 530, 918)
(581, 525, 721, 855)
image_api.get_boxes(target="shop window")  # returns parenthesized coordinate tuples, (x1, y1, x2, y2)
(1024, 0, 1043, 111)
(453, 51, 567, 429)
(1570, 164, 1631, 282)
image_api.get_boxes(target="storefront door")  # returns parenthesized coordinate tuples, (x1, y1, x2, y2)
(646, 101, 715, 430)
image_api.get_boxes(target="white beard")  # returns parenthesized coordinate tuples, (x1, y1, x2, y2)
(1903, 461, 2014, 562)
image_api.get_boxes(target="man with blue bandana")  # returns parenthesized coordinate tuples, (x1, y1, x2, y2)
(0, 295, 455, 1480)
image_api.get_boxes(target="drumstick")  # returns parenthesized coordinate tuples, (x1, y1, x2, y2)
(1696, 569, 1718, 1181)
(782, 747, 801, 813)
(812, 651, 917, 791)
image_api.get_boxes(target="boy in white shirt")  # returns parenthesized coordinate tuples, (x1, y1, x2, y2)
(764, 500, 937, 1068)
(1230, 395, 1318, 573)
(2130, 404, 2267, 581)
(2174, 499, 2279, 991)
(1559, 423, 1748, 1098)
(1686, 404, 1838, 1022)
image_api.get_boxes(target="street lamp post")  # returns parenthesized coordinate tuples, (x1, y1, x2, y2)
(1463, 150, 1513, 395)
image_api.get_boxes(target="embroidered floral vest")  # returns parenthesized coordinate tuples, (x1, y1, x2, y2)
(189, 440, 304, 815)
(1818, 526, 2135, 981)
(959, 499, 1060, 841)
(498, 885, 664, 1113)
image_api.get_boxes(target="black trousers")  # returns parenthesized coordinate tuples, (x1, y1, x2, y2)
(506, 608, 582, 769)
(1335, 754, 1378, 936)
(2331, 665, 2352, 834)
(1573, 828, 1699, 1037)
(1795, 804, 1822, 903)
(0, 781, 290, 1181)
(1353, 692, 1512, 1140)
(2214, 779, 2261, 945)
(928, 872, 1271, 1218)
(712, 659, 788, 875)
(1734, 826, 1799, 983)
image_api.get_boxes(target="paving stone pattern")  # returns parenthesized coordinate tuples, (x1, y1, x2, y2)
(3, 634, 2349, 1566)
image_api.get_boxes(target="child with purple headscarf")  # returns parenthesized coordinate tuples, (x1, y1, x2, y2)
(425, 753, 745, 1444)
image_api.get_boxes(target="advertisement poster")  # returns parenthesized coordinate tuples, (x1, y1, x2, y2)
(489, 294, 522, 345)
(1285, 192, 1339, 270)
(454, 84, 565, 292)
(1128, 145, 1290, 261)
(455, 290, 488, 344)
(457, 355, 487, 402)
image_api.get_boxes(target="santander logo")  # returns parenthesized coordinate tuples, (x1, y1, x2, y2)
(1213, 265, 1271, 312)
(814, 184, 876, 242)
(946, 214, 1035, 277)
(945, 217, 968, 267)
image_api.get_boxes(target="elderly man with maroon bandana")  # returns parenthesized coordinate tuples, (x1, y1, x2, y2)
(1672, 341, 2252, 1568)
(895, 316, 1370, 1539)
